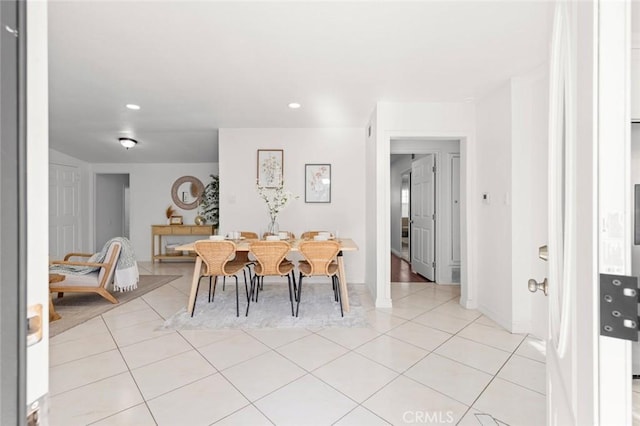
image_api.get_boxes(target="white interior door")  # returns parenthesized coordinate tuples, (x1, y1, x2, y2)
(49, 163, 80, 259)
(546, 3, 576, 424)
(542, 3, 633, 425)
(411, 154, 435, 280)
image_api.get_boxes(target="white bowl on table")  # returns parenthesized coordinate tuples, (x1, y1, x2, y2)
(209, 235, 225, 241)
(266, 235, 280, 241)
(313, 235, 329, 241)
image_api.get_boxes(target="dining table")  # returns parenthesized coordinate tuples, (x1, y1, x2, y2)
(176, 237, 359, 316)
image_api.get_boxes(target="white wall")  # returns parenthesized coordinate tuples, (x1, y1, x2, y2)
(474, 66, 549, 333)
(511, 67, 549, 336)
(366, 110, 380, 301)
(27, 0, 50, 407)
(95, 174, 129, 249)
(218, 128, 366, 284)
(90, 163, 218, 260)
(49, 150, 218, 260)
(475, 82, 513, 329)
(374, 102, 477, 308)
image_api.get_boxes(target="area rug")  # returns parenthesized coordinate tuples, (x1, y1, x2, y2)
(50, 274, 180, 337)
(161, 282, 368, 329)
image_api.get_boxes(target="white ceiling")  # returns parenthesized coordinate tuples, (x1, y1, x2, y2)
(48, 1, 553, 163)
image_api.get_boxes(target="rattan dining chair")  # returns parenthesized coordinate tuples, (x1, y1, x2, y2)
(193, 240, 248, 317)
(260, 231, 296, 291)
(246, 241, 295, 316)
(300, 231, 328, 240)
(296, 240, 343, 317)
(262, 231, 295, 240)
(222, 231, 259, 291)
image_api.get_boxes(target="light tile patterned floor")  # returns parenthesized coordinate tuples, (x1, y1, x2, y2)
(48, 262, 546, 425)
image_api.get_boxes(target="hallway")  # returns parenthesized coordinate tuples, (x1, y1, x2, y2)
(391, 253, 431, 283)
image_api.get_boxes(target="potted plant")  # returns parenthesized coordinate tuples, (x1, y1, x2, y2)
(199, 174, 219, 227)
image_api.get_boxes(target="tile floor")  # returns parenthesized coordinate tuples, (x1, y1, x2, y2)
(48, 262, 546, 425)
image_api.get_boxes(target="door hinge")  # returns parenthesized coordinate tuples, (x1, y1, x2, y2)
(432, 262, 436, 268)
(432, 214, 436, 220)
(432, 166, 437, 173)
(600, 274, 639, 341)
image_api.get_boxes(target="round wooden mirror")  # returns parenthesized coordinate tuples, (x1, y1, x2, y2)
(171, 176, 204, 210)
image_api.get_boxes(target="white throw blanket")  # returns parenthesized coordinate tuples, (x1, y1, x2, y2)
(109, 237, 140, 292)
(50, 237, 139, 292)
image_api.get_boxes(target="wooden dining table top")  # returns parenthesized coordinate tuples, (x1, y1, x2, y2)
(175, 237, 358, 253)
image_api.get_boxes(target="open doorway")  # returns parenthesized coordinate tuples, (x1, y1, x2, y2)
(390, 139, 461, 284)
(95, 173, 130, 251)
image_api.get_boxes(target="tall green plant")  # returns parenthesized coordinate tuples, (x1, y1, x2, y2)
(199, 174, 219, 226)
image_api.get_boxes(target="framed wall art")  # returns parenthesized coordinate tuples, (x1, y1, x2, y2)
(305, 164, 331, 203)
(257, 149, 284, 188)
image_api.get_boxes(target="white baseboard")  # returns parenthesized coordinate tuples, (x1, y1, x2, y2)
(478, 303, 512, 332)
(375, 296, 392, 308)
(390, 248, 403, 258)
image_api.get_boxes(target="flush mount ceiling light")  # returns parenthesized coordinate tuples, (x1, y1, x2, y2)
(125, 104, 141, 110)
(288, 102, 301, 109)
(119, 137, 137, 149)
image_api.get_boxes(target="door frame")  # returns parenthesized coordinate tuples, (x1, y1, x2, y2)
(595, 0, 633, 423)
(1, 0, 27, 422)
(381, 134, 473, 308)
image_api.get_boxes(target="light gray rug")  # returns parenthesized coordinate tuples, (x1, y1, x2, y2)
(50, 274, 180, 336)
(162, 281, 368, 329)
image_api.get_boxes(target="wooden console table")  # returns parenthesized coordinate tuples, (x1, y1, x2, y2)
(151, 225, 215, 262)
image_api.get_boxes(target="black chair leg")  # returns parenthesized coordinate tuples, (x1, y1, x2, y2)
(256, 277, 263, 303)
(235, 275, 239, 317)
(291, 271, 298, 301)
(191, 275, 204, 317)
(243, 269, 250, 302)
(287, 274, 294, 316)
(246, 274, 256, 316)
(295, 274, 303, 317)
(223, 276, 226, 291)
(208, 276, 213, 303)
(211, 276, 218, 302)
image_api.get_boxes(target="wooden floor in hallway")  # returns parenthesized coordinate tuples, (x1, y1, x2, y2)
(391, 253, 431, 283)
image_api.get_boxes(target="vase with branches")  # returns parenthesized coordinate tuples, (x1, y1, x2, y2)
(199, 175, 219, 227)
(256, 182, 297, 235)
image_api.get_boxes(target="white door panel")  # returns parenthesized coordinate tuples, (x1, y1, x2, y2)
(49, 164, 80, 259)
(411, 155, 435, 280)
(546, 3, 576, 424)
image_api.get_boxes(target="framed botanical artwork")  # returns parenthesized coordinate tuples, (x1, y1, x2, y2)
(257, 149, 284, 188)
(305, 164, 331, 203)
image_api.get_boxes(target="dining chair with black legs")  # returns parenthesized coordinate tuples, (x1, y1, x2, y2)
(296, 240, 343, 317)
(193, 240, 248, 317)
(246, 240, 295, 316)
(222, 231, 259, 291)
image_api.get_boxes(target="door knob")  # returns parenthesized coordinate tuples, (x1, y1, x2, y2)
(528, 278, 548, 296)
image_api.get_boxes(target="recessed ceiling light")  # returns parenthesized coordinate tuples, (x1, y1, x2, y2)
(126, 104, 141, 110)
(119, 137, 137, 149)
(288, 102, 301, 109)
